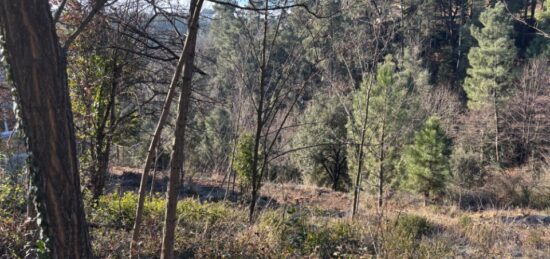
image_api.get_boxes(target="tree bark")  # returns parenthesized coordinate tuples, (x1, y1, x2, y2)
(160, 0, 204, 257)
(129, 19, 189, 259)
(0, 1, 93, 257)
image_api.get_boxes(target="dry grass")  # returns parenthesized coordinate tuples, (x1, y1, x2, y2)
(1, 171, 549, 258)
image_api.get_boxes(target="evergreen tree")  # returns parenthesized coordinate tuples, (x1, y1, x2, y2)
(347, 56, 413, 207)
(401, 116, 452, 204)
(194, 107, 233, 173)
(464, 3, 517, 164)
(464, 2, 517, 110)
(527, 0, 550, 58)
(291, 95, 350, 191)
(207, 4, 242, 99)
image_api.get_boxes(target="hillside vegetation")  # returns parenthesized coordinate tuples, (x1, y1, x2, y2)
(0, 0, 548, 258)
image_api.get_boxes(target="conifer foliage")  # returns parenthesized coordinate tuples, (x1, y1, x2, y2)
(464, 2, 517, 109)
(402, 117, 452, 204)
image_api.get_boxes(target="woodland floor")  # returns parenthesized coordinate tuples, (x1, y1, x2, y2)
(104, 166, 550, 258)
(1, 167, 549, 258)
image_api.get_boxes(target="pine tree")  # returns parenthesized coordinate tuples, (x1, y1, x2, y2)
(464, 2, 517, 109)
(347, 56, 412, 208)
(527, 0, 550, 57)
(292, 95, 349, 191)
(402, 116, 452, 205)
(464, 3, 517, 164)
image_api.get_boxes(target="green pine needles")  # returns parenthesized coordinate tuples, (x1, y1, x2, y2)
(464, 2, 517, 109)
(401, 117, 452, 204)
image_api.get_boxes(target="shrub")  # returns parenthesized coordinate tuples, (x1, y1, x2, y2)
(257, 207, 361, 257)
(381, 214, 434, 257)
(0, 181, 26, 216)
(392, 214, 433, 240)
(89, 192, 165, 228)
(451, 147, 486, 189)
(232, 134, 255, 194)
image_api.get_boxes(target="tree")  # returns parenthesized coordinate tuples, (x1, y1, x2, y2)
(464, 2, 518, 164)
(291, 95, 350, 191)
(401, 116, 452, 205)
(160, 0, 204, 257)
(348, 56, 413, 208)
(194, 107, 233, 173)
(527, 0, 550, 57)
(0, 0, 107, 257)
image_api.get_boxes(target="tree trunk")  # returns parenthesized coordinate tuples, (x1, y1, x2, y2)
(160, 0, 203, 258)
(129, 16, 193, 259)
(378, 126, 385, 209)
(530, 0, 537, 21)
(424, 192, 429, 206)
(493, 90, 500, 165)
(352, 80, 372, 219)
(248, 0, 270, 223)
(0, 1, 93, 257)
(90, 57, 119, 200)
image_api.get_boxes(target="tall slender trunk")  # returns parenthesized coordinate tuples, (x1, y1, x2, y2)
(160, 0, 203, 257)
(352, 81, 372, 219)
(378, 126, 385, 209)
(0, 1, 93, 257)
(129, 19, 193, 259)
(249, 1, 270, 223)
(91, 57, 119, 200)
(521, 0, 529, 50)
(493, 90, 500, 165)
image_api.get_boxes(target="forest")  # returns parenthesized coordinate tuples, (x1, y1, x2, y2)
(0, 0, 549, 257)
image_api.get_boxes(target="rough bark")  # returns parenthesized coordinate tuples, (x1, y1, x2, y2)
(0, 1, 93, 257)
(160, 0, 204, 257)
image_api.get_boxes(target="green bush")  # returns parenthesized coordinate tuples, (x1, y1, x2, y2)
(89, 192, 165, 228)
(89, 192, 241, 232)
(392, 214, 433, 240)
(176, 199, 240, 231)
(232, 134, 255, 194)
(258, 208, 361, 257)
(0, 182, 26, 216)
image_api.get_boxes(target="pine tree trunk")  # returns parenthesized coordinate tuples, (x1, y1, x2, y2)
(0, 1, 93, 257)
(493, 90, 500, 165)
(160, 0, 203, 257)
(378, 130, 385, 209)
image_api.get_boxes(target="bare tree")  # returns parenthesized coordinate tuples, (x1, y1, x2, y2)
(160, 0, 204, 257)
